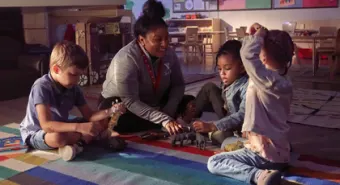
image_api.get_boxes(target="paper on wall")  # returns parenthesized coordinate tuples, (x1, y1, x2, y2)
(185, 0, 194, 10)
(280, 0, 295, 7)
(193, 0, 205, 10)
(205, 1, 218, 10)
(174, 3, 181, 11)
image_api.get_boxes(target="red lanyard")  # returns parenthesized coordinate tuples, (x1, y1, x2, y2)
(137, 42, 163, 93)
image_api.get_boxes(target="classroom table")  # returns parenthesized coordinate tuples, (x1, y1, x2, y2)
(292, 35, 336, 76)
(169, 31, 225, 36)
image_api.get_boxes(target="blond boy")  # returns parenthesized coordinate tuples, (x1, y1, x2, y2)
(20, 41, 126, 161)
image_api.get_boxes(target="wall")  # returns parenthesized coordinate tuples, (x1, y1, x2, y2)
(0, 0, 126, 7)
(129, 0, 172, 19)
(204, 8, 340, 30)
(129, 0, 340, 30)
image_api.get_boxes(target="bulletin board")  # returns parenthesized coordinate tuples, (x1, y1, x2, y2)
(218, 0, 272, 11)
(173, 0, 218, 12)
(172, 0, 338, 12)
(273, 0, 338, 9)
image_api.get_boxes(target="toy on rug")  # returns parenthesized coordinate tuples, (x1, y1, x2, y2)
(170, 127, 196, 147)
(195, 132, 208, 150)
(0, 136, 28, 153)
(170, 95, 209, 149)
(108, 99, 123, 131)
(223, 141, 244, 152)
(95, 98, 127, 151)
(170, 127, 209, 150)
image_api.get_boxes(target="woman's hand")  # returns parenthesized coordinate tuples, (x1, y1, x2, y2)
(164, 121, 183, 135)
(193, 121, 217, 133)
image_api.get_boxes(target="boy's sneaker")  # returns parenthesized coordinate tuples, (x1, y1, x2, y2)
(58, 144, 83, 161)
(257, 170, 282, 185)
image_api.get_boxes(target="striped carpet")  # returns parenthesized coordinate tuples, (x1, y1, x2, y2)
(0, 123, 339, 185)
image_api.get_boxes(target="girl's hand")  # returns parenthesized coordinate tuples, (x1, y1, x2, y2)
(242, 131, 252, 140)
(250, 23, 262, 35)
(193, 121, 217, 133)
(250, 23, 268, 38)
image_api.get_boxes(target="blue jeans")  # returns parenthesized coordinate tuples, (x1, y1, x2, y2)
(207, 148, 287, 184)
(27, 129, 54, 150)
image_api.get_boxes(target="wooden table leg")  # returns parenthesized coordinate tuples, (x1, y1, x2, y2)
(294, 43, 301, 66)
(312, 38, 317, 76)
(122, 33, 125, 47)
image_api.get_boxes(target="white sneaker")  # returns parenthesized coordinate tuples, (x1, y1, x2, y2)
(58, 144, 83, 161)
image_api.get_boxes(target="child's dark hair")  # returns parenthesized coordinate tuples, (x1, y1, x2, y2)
(215, 40, 242, 68)
(264, 30, 294, 75)
(134, 0, 168, 38)
(50, 41, 88, 70)
(175, 95, 196, 118)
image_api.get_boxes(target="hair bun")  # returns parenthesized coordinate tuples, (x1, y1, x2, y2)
(142, 0, 165, 18)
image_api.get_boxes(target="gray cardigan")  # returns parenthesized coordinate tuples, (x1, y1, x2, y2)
(102, 40, 185, 126)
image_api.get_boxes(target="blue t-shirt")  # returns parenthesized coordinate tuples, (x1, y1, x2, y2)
(20, 73, 86, 143)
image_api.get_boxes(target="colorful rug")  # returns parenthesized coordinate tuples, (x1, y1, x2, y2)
(0, 124, 339, 185)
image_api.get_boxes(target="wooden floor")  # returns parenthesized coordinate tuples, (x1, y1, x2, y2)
(1, 56, 340, 161)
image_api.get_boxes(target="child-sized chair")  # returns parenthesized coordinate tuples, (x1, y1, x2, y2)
(330, 28, 340, 80)
(182, 26, 204, 64)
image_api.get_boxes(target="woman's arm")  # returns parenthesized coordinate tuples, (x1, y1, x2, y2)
(110, 54, 173, 127)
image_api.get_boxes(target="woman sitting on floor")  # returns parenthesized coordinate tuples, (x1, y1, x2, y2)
(99, 0, 184, 135)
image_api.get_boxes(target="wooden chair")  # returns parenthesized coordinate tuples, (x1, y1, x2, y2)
(292, 43, 302, 66)
(315, 26, 337, 73)
(224, 27, 237, 40)
(200, 33, 214, 64)
(181, 26, 203, 64)
(240, 26, 247, 34)
(236, 28, 246, 40)
(329, 28, 340, 80)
